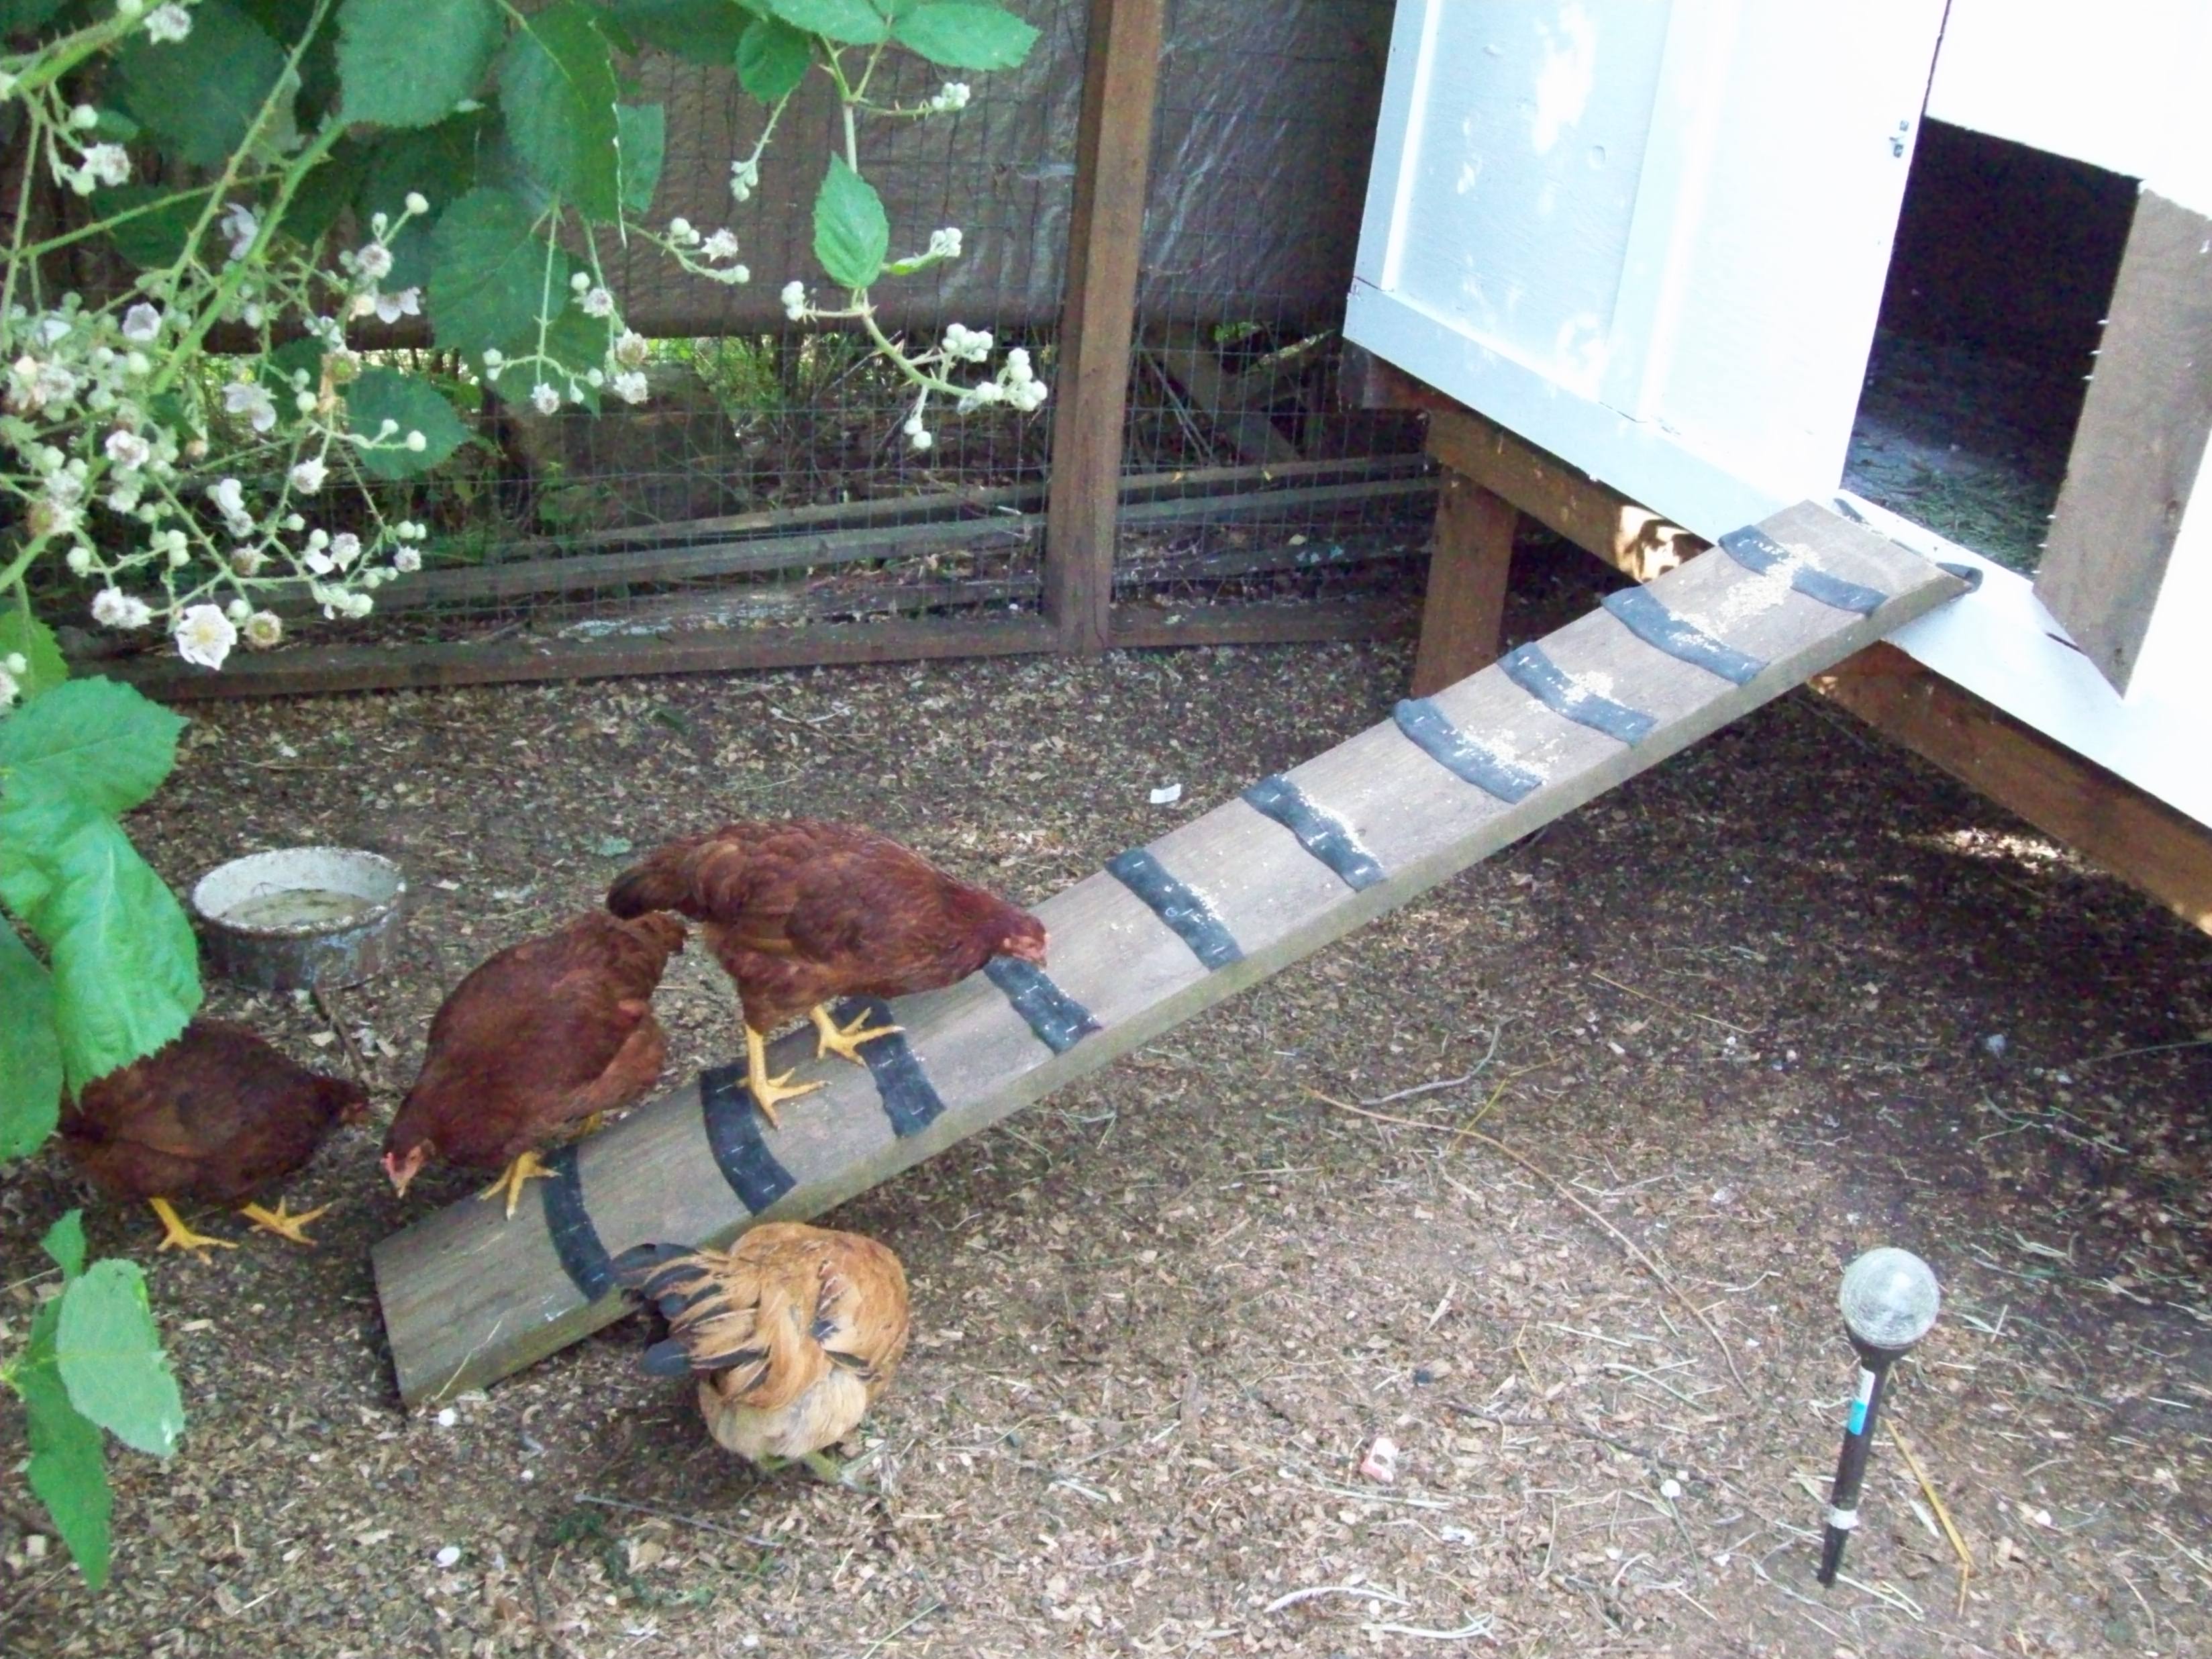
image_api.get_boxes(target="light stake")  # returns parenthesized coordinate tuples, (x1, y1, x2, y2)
(1817, 1247, 1941, 1587)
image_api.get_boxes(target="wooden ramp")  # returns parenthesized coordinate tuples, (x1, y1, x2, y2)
(373, 502, 1967, 1404)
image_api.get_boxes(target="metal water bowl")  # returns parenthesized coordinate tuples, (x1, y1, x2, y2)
(191, 846, 407, 991)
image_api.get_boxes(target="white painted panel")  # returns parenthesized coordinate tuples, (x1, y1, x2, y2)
(1350, 0, 1944, 530)
(1382, 3, 1674, 394)
(2125, 449, 2212, 708)
(1928, 0, 2212, 213)
(1842, 497, 2212, 827)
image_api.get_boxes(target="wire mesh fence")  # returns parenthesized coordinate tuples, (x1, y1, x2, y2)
(70, 2, 1436, 685)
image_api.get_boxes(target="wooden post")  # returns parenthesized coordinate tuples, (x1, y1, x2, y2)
(1410, 472, 1519, 696)
(1042, 0, 1166, 654)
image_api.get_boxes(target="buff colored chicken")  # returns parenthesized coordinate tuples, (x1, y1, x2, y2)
(614, 1223, 911, 1485)
(605, 819, 1046, 1125)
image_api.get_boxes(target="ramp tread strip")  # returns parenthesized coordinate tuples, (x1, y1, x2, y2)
(1392, 698, 1543, 803)
(700, 1062, 799, 1212)
(1106, 847, 1244, 969)
(541, 1143, 615, 1301)
(1500, 642, 1659, 746)
(1601, 587, 1769, 687)
(1242, 774, 1387, 891)
(983, 956, 1101, 1054)
(1719, 525, 1889, 615)
(830, 995, 946, 1138)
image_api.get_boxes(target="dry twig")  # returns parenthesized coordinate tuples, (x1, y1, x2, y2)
(1889, 1428, 1972, 1615)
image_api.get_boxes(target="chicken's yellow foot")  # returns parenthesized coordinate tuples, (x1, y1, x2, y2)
(477, 1150, 556, 1219)
(744, 1025, 821, 1129)
(799, 1448, 877, 1492)
(809, 1003, 901, 1067)
(148, 1197, 236, 1258)
(237, 1197, 332, 1246)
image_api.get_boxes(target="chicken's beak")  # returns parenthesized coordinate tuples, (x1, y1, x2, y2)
(383, 1148, 421, 1198)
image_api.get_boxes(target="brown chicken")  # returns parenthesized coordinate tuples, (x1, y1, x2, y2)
(614, 1223, 911, 1482)
(381, 909, 685, 1216)
(605, 819, 1046, 1124)
(60, 1019, 368, 1256)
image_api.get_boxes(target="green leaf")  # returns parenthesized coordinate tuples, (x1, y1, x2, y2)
(281, 140, 368, 248)
(358, 109, 499, 289)
(616, 103, 666, 215)
(738, 15, 812, 101)
(57, 1260, 186, 1458)
(41, 1210, 85, 1280)
(0, 609, 68, 700)
(336, 0, 500, 128)
(0, 677, 183, 819)
(504, 305, 612, 411)
(15, 1301, 112, 1591)
(608, 0, 756, 65)
(428, 187, 558, 354)
(0, 927, 63, 1162)
(813, 154, 889, 290)
(499, 1, 622, 223)
(96, 183, 217, 270)
(768, 0, 887, 43)
(3, 801, 200, 1091)
(344, 368, 468, 480)
(112, 0, 291, 169)
(891, 2, 1037, 69)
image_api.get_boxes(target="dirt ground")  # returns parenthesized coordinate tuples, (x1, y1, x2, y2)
(3, 543, 2209, 1658)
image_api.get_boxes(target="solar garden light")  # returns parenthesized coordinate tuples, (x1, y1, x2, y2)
(1817, 1247, 1942, 1587)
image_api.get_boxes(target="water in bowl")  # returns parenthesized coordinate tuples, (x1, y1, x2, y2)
(223, 887, 374, 932)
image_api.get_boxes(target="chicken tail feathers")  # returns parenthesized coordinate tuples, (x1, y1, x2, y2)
(605, 852, 693, 921)
(642, 1337, 699, 1378)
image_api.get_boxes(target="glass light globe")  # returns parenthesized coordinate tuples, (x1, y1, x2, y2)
(1839, 1247, 1940, 1352)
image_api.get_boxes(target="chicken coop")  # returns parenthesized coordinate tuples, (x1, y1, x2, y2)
(1342, 0, 2212, 932)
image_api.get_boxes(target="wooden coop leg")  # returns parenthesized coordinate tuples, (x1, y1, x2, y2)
(372, 504, 1967, 1403)
(1410, 472, 1520, 697)
(1042, 0, 1167, 654)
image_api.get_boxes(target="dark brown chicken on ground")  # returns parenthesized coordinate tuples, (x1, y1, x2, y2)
(615, 1223, 911, 1483)
(606, 819, 1046, 1124)
(60, 1019, 368, 1256)
(381, 909, 685, 1217)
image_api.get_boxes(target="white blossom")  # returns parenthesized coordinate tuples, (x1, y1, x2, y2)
(354, 241, 393, 281)
(219, 201, 260, 262)
(701, 229, 740, 262)
(611, 370, 648, 405)
(929, 82, 972, 113)
(144, 3, 191, 43)
(289, 455, 328, 493)
(393, 546, 422, 573)
(729, 158, 759, 203)
(173, 603, 237, 669)
(65, 546, 94, 575)
(372, 287, 421, 324)
(303, 546, 335, 574)
(78, 144, 131, 189)
(927, 227, 963, 261)
(223, 379, 277, 432)
(613, 330, 648, 370)
(404, 191, 430, 215)
(330, 532, 361, 569)
(781, 281, 809, 321)
(230, 546, 267, 576)
(530, 383, 560, 416)
(119, 302, 164, 344)
(244, 611, 283, 648)
(91, 588, 154, 630)
(579, 286, 614, 318)
(101, 428, 151, 472)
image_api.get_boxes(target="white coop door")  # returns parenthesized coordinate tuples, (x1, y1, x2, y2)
(1346, 0, 1948, 540)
